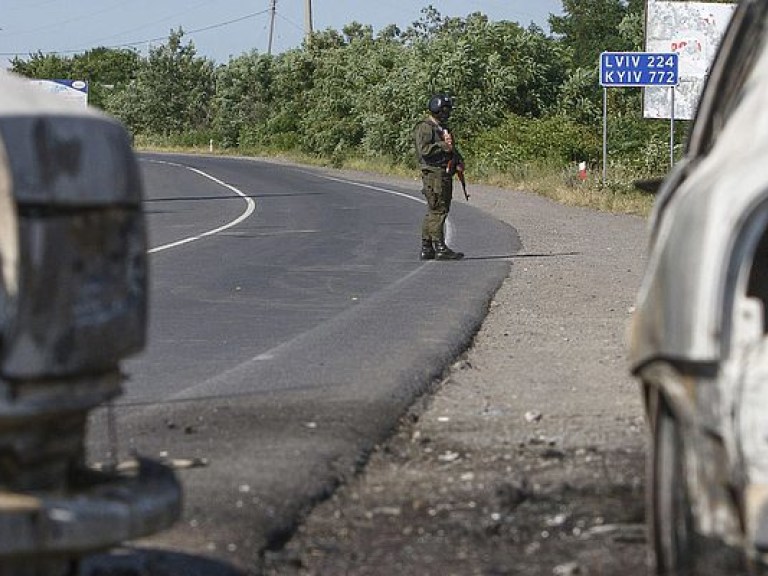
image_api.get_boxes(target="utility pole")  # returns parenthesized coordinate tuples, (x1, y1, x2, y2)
(267, 0, 277, 55)
(304, 0, 313, 43)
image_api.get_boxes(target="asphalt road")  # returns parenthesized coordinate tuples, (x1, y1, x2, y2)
(85, 153, 518, 574)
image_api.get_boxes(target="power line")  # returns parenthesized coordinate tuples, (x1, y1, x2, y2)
(120, 9, 271, 47)
(62, 0, 213, 48)
(0, 9, 271, 57)
(1, 0, 137, 39)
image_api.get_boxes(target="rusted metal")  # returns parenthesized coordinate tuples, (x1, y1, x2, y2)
(0, 70, 181, 573)
(0, 458, 181, 556)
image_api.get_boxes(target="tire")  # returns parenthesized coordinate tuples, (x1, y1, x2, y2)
(650, 389, 695, 575)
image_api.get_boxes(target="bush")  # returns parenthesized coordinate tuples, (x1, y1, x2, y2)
(606, 116, 688, 178)
(469, 114, 601, 173)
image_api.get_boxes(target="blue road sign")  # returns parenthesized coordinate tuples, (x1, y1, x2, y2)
(600, 52, 679, 87)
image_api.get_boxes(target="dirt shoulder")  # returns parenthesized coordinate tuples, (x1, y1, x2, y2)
(263, 178, 651, 576)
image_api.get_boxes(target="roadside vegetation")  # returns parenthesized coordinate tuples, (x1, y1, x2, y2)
(12, 0, 702, 216)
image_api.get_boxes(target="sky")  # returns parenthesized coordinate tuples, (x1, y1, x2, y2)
(0, 0, 564, 69)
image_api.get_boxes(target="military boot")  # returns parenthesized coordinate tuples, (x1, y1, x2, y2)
(434, 240, 464, 260)
(420, 239, 436, 260)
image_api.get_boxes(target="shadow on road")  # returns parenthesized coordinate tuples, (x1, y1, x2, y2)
(82, 548, 246, 576)
(462, 251, 581, 261)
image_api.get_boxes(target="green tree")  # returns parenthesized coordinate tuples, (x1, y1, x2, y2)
(405, 13, 569, 134)
(71, 48, 141, 86)
(106, 29, 215, 137)
(550, 0, 646, 132)
(73, 48, 141, 108)
(251, 8, 571, 165)
(12, 48, 141, 109)
(11, 52, 73, 79)
(298, 34, 364, 158)
(32, 2, 676, 181)
(549, 0, 642, 68)
(252, 48, 316, 150)
(213, 51, 275, 147)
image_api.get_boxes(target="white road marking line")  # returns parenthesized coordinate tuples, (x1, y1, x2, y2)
(142, 160, 457, 253)
(312, 172, 457, 241)
(314, 174, 427, 205)
(143, 159, 256, 254)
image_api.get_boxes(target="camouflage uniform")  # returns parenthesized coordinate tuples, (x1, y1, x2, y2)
(413, 116, 464, 260)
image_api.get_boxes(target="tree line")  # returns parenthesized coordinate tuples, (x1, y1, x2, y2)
(12, 1, 695, 181)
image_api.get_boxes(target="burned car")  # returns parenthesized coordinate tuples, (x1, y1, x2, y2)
(629, 0, 768, 574)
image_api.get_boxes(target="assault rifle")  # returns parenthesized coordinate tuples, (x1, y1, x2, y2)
(442, 127, 469, 201)
(447, 156, 470, 201)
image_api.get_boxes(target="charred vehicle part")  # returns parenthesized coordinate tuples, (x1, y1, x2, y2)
(629, 0, 768, 574)
(0, 71, 180, 576)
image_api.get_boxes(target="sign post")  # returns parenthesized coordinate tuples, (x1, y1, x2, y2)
(599, 51, 679, 184)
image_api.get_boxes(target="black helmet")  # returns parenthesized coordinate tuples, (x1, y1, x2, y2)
(428, 94, 453, 115)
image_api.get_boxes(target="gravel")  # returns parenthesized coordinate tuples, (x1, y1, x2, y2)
(263, 176, 652, 576)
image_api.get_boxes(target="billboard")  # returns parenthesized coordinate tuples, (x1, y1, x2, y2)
(644, 1, 735, 120)
(29, 79, 89, 109)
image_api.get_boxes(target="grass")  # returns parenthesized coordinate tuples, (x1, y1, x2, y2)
(477, 163, 654, 216)
(133, 136, 656, 218)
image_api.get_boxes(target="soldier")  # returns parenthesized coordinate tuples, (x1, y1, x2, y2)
(413, 93, 465, 261)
